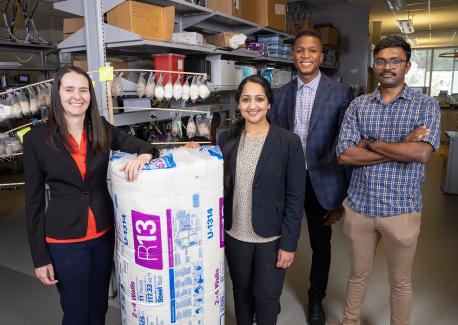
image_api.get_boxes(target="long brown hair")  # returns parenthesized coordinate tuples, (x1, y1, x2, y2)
(47, 66, 111, 153)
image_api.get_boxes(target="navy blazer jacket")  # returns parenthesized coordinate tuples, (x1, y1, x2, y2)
(219, 125, 306, 252)
(23, 118, 157, 267)
(270, 73, 353, 210)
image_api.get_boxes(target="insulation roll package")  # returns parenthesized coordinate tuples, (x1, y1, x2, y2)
(109, 146, 225, 325)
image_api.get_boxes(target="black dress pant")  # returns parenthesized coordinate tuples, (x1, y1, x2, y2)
(48, 228, 115, 325)
(225, 234, 286, 325)
(305, 172, 332, 303)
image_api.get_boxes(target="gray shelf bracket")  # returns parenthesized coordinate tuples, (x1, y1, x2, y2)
(104, 24, 143, 44)
(101, 0, 125, 14)
(54, 0, 124, 16)
(58, 28, 86, 50)
(195, 21, 233, 34)
(54, 0, 84, 16)
(232, 26, 261, 35)
(179, 13, 215, 31)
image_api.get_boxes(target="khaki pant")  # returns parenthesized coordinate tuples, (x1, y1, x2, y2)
(342, 203, 421, 325)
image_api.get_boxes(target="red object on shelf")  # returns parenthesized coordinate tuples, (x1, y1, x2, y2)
(153, 53, 186, 85)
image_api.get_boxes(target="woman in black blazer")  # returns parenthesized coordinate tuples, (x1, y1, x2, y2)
(23, 66, 158, 325)
(219, 75, 306, 325)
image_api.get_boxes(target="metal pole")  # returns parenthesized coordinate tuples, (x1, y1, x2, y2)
(83, 0, 108, 117)
(428, 48, 434, 96)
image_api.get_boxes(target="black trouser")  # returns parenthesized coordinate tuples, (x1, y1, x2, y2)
(305, 172, 332, 303)
(48, 228, 115, 325)
(225, 234, 286, 325)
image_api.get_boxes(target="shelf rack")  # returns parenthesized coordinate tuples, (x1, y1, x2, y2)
(52, 0, 294, 126)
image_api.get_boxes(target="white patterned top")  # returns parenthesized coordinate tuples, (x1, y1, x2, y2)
(226, 133, 280, 243)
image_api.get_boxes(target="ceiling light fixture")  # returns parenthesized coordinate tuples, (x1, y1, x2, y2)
(439, 51, 458, 58)
(397, 19, 415, 34)
(386, 0, 407, 12)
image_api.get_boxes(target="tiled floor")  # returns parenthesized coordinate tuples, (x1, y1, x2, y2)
(1, 155, 457, 325)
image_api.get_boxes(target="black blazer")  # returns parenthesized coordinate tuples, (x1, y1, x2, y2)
(23, 118, 157, 268)
(219, 125, 306, 252)
(271, 74, 354, 210)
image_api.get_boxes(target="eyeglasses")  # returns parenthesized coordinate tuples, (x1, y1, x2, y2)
(374, 58, 407, 68)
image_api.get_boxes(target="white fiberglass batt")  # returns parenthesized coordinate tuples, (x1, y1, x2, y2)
(109, 146, 225, 325)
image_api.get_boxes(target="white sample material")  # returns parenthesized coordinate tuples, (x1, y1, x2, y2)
(109, 146, 225, 325)
(228, 34, 247, 49)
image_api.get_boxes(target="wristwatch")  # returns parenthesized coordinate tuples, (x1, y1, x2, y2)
(365, 136, 377, 150)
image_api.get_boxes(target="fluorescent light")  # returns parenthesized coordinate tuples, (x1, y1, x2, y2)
(397, 19, 415, 34)
(0, 62, 23, 68)
(386, 0, 407, 11)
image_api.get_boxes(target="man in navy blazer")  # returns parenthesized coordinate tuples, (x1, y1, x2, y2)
(270, 29, 353, 325)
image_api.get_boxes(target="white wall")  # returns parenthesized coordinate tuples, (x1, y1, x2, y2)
(310, 4, 370, 90)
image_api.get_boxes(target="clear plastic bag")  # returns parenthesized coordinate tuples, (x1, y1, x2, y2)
(136, 72, 146, 98)
(19, 93, 31, 116)
(186, 114, 196, 139)
(154, 74, 165, 101)
(196, 114, 212, 139)
(145, 72, 156, 98)
(10, 94, 22, 119)
(182, 76, 190, 102)
(0, 138, 5, 156)
(172, 75, 183, 101)
(44, 83, 52, 106)
(164, 76, 173, 101)
(3, 136, 22, 154)
(28, 88, 39, 114)
(112, 73, 124, 97)
(198, 76, 211, 99)
(171, 114, 182, 138)
(37, 84, 46, 107)
(36, 84, 49, 119)
(0, 98, 13, 121)
(189, 76, 199, 103)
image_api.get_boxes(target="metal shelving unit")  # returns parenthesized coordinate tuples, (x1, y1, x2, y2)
(53, 0, 294, 125)
(0, 41, 59, 75)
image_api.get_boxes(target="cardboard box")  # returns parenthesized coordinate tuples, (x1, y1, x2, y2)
(242, 0, 286, 32)
(207, 0, 241, 18)
(107, 1, 174, 41)
(72, 59, 128, 72)
(205, 32, 245, 48)
(172, 32, 204, 46)
(315, 25, 338, 48)
(63, 17, 84, 34)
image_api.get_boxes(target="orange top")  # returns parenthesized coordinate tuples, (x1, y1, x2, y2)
(46, 131, 110, 244)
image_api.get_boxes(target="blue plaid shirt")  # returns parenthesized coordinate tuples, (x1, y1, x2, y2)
(336, 86, 440, 217)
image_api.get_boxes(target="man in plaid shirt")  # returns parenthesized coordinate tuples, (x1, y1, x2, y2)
(336, 36, 440, 325)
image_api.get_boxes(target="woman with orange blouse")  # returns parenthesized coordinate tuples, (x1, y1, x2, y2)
(23, 66, 158, 325)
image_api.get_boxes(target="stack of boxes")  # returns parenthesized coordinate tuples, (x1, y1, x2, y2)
(207, 0, 287, 32)
(257, 35, 291, 60)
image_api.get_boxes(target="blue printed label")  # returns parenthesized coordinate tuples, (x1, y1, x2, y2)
(144, 154, 176, 170)
(198, 145, 223, 160)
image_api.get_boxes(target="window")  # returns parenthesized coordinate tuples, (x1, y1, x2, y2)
(406, 47, 458, 96)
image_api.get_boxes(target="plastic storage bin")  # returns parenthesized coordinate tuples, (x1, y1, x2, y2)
(206, 55, 238, 86)
(153, 53, 186, 85)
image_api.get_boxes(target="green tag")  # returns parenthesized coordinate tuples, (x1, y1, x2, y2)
(92, 80, 96, 87)
(17, 127, 31, 143)
(99, 66, 114, 81)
